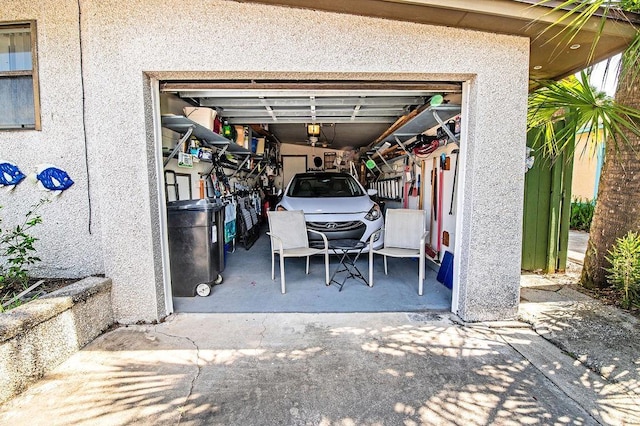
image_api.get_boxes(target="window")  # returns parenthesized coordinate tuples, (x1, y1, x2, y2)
(0, 22, 40, 130)
(288, 174, 365, 198)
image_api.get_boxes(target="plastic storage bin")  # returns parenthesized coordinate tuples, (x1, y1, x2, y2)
(167, 199, 225, 297)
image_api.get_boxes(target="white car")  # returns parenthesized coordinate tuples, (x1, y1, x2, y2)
(276, 172, 384, 251)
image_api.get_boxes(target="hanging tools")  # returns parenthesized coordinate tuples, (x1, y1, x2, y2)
(418, 160, 426, 209)
(426, 156, 438, 259)
(199, 177, 205, 199)
(437, 153, 446, 254)
(403, 158, 413, 208)
(449, 149, 460, 215)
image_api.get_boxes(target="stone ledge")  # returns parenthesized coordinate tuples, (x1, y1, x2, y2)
(0, 276, 111, 343)
(42, 275, 111, 303)
(0, 276, 114, 404)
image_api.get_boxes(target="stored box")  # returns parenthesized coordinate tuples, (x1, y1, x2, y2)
(256, 137, 266, 155)
(183, 107, 217, 131)
(234, 125, 244, 145)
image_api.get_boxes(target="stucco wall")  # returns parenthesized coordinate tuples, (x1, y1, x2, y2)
(2, 0, 528, 322)
(0, 1, 103, 279)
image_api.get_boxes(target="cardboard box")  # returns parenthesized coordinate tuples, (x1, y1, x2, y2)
(233, 125, 252, 150)
(234, 125, 246, 146)
(183, 107, 217, 131)
(256, 137, 266, 155)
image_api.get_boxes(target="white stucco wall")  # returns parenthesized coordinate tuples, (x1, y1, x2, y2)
(0, 2, 104, 279)
(1, 0, 528, 322)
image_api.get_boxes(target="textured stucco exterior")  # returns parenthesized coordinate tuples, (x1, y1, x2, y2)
(0, 1, 103, 279)
(0, 0, 528, 322)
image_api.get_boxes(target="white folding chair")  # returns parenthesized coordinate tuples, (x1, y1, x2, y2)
(368, 208, 429, 295)
(267, 210, 329, 293)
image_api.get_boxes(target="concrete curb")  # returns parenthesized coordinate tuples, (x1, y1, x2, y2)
(0, 276, 114, 404)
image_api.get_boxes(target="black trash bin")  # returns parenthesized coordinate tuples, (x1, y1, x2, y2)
(167, 199, 225, 297)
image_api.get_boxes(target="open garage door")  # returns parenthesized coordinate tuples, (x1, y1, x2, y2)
(157, 79, 464, 314)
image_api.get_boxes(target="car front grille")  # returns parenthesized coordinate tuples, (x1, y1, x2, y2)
(307, 220, 366, 241)
(307, 221, 363, 232)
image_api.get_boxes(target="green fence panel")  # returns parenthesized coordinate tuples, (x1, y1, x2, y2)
(521, 126, 573, 272)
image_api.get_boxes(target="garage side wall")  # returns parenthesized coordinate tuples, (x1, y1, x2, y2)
(0, 2, 104, 279)
(457, 72, 527, 321)
(4, 0, 529, 322)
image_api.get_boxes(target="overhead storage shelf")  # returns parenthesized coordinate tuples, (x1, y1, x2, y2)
(378, 104, 461, 147)
(161, 114, 251, 155)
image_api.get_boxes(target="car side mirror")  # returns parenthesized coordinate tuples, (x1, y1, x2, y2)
(367, 188, 378, 197)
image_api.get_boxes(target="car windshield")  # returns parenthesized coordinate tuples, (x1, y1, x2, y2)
(288, 174, 365, 198)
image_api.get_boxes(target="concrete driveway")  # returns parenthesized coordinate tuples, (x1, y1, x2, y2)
(0, 308, 638, 425)
(1, 231, 638, 425)
(568, 230, 589, 264)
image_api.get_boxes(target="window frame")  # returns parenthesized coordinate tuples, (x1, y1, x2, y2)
(0, 20, 41, 131)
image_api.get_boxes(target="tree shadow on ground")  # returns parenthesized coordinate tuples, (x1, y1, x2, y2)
(4, 316, 634, 425)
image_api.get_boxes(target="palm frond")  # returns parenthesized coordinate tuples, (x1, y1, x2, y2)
(621, 31, 640, 84)
(528, 70, 640, 160)
(534, 0, 609, 62)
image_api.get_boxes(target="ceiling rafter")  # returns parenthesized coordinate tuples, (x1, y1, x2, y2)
(164, 80, 462, 148)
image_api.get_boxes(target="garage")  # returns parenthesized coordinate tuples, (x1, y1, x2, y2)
(159, 80, 464, 312)
(8, 0, 589, 323)
(127, 0, 533, 322)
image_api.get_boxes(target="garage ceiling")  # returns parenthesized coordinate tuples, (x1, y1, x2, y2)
(162, 81, 462, 150)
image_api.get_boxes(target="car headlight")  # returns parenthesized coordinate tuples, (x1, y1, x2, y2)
(365, 204, 381, 221)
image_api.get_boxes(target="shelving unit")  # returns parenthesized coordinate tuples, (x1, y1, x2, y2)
(160, 113, 278, 223)
(378, 104, 460, 147)
(161, 114, 251, 155)
(367, 104, 461, 165)
(161, 114, 259, 175)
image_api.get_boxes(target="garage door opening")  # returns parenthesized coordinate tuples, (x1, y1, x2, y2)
(156, 79, 465, 313)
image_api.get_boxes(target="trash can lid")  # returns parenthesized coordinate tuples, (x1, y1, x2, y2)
(167, 198, 223, 211)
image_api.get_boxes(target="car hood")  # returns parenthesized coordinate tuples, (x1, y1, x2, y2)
(281, 196, 373, 214)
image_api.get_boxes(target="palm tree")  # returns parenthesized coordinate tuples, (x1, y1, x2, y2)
(531, 0, 640, 288)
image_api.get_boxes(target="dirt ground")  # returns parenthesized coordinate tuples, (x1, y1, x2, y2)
(0, 277, 78, 309)
(539, 261, 640, 319)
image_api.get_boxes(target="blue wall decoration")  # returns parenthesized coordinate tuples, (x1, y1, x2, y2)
(34, 165, 74, 194)
(0, 161, 26, 190)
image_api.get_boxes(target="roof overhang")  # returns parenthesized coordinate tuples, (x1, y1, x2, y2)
(236, 0, 639, 85)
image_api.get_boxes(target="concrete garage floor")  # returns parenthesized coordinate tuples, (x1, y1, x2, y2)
(173, 224, 452, 313)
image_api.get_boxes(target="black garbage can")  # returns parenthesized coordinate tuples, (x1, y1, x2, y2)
(167, 199, 225, 297)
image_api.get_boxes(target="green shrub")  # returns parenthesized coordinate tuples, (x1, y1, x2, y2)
(570, 198, 595, 231)
(605, 231, 640, 309)
(0, 200, 48, 293)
